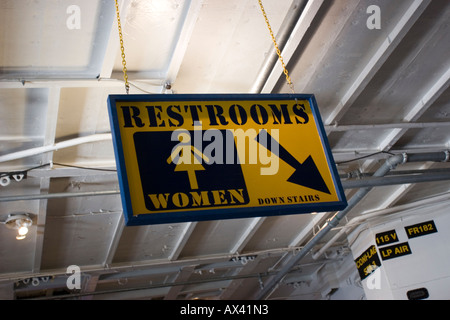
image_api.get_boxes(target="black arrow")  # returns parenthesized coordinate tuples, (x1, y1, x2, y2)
(256, 130, 331, 194)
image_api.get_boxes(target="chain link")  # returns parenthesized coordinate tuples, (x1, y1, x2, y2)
(115, 0, 130, 94)
(258, 0, 295, 93)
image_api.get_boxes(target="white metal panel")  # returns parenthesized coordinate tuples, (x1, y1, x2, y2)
(41, 211, 122, 269)
(174, 0, 293, 93)
(243, 215, 319, 251)
(179, 219, 257, 257)
(114, 0, 191, 77)
(112, 222, 191, 262)
(0, 0, 114, 79)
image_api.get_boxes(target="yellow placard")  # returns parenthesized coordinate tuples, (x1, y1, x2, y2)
(108, 94, 346, 225)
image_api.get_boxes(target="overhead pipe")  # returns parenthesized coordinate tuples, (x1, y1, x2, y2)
(0, 190, 120, 202)
(339, 167, 450, 179)
(325, 121, 450, 132)
(251, 0, 309, 93)
(255, 150, 450, 300)
(341, 170, 450, 189)
(0, 167, 448, 203)
(1, 169, 450, 202)
(0, 133, 112, 163)
(405, 151, 449, 162)
(1, 153, 449, 202)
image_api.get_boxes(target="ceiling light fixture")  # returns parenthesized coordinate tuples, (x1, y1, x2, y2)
(1, 213, 33, 240)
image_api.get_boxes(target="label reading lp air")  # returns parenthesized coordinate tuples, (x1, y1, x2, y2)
(405, 220, 438, 239)
(379, 242, 412, 261)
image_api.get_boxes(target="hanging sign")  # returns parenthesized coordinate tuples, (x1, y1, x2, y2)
(108, 94, 347, 226)
(379, 242, 412, 261)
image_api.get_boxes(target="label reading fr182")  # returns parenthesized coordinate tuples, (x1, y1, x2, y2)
(405, 220, 437, 239)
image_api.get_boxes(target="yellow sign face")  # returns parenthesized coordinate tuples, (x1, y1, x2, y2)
(108, 94, 346, 225)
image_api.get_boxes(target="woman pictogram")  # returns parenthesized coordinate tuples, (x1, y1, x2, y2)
(167, 132, 209, 190)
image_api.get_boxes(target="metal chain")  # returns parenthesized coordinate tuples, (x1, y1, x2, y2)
(115, 0, 130, 94)
(258, 0, 295, 93)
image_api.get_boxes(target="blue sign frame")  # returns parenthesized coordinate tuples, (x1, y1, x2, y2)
(108, 93, 347, 226)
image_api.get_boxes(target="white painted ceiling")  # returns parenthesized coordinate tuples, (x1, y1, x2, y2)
(0, 0, 449, 300)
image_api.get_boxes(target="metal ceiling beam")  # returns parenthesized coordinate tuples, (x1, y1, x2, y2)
(100, 0, 132, 79)
(379, 65, 450, 151)
(109, 0, 203, 88)
(218, 254, 266, 300)
(288, 212, 327, 248)
(165, 0, 204, 86)
(33, 87, 61, 273)
(3, 164, 450, 202)
(251, 0, 309, 93)
(325, 0, 431, 125)
(334, 57, 450, 236)
(0, 79, 164, 92)
(22, 254, 340, 300)
(369, 62, 450, 211)
(163, 266, 195, 300)
(257, 0, 325, 93)
(168, 222, 198, 261)
(34, 178, 50, 273)
(103, 215, 125, 267)
(282, 0, 360, 94)
(229, 217, 266, 254)
(0, 244, 302, 283)
(80, 275, 100, 300)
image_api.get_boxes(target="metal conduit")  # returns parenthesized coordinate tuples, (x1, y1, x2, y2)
(0, 190, 120, 202)
(0, 133, 112, 163)
(325, 121, 450, 132)
(1, 168, 450, 202)
(251, 0, 308, 93)
(341, 171, 450, 189)
(0, 152, 449, 203)
(255, 151, 450, 300)
(0, 169, 450, 202)
(339, 167, 450, 179)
